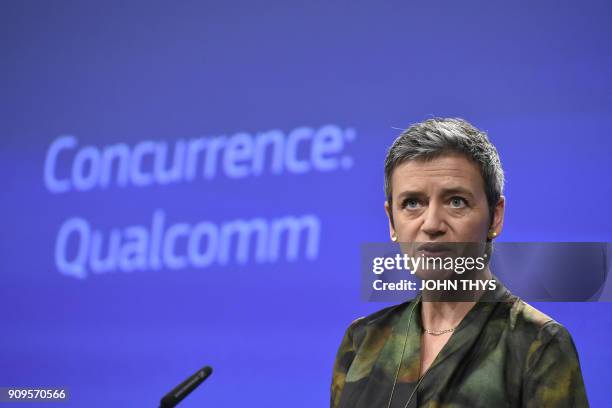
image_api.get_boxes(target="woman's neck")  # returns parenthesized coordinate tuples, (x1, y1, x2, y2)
(421, 268, 493, 330)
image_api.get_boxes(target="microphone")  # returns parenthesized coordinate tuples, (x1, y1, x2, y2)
(159, 365, 213, 408)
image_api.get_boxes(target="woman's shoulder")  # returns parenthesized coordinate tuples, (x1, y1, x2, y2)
(498, 295, 587, 405)
(343, 300, 414, 346)
(498, 294, 575, 349)
(351, 299, 415, 327)
(506, 296, 554, 329)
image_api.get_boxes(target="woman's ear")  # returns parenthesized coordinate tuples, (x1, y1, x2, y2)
(384, 201, 397, 241)
(489, 196, 506, 237)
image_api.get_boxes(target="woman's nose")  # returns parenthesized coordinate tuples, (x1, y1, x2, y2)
(420, 205, 446, 238)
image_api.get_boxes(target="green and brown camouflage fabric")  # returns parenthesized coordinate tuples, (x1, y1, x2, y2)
(331, 279, 588, 408)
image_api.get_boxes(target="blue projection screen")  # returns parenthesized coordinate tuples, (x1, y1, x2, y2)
(1, 1, 612, 407)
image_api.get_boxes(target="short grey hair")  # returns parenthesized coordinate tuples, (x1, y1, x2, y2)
(384, 117, 504, 226)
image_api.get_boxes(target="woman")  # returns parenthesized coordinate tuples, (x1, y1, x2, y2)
(330, 118, 588, 407)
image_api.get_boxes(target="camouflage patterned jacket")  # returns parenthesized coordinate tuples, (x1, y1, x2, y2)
(331, 280, 588, 407)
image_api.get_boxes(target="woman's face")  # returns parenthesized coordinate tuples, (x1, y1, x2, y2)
(385, 153, 504, 244)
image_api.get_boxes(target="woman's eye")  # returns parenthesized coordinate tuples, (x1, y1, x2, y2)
(450, 197, 467, 208)
(403, 199, 420, 209)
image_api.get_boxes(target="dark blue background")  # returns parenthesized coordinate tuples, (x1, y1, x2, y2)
(1, 1, 611, 406)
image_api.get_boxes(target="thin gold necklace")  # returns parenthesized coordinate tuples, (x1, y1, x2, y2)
(423, 326, 455, 336)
